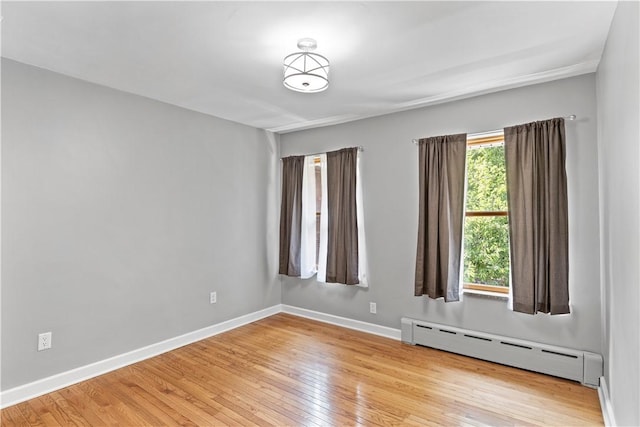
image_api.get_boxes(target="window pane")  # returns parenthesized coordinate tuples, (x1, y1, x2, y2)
(466, 145, 507, 211)
(463, 216, 509, 287)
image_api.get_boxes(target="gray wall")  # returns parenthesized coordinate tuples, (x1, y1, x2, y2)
(596, 1, 640, 425)
(1, 59, 280, 390)
(281, 74, 602, 354)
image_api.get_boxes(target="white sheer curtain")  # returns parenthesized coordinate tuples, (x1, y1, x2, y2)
(355, 152, 368, 286)
(316, 154, 329, 282)
(300, 155, 320, 279)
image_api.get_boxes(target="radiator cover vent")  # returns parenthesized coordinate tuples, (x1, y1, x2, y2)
(401, 317, 602, 387)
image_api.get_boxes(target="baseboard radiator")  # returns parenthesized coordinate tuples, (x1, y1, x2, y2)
(401, 317, 602, 387)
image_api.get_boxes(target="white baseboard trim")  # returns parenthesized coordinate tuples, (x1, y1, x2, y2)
(0, 304, 282, 409)
(281, 304, 401, 341)
(6, 300, 609, 420)
(1, 303, 402, 409)
(598, 376, 617, 427)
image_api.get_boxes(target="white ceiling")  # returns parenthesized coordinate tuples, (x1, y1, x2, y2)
(1, 1, 617, 133)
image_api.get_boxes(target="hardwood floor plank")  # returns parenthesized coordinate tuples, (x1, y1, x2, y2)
(1, 409, 16, 427)
(30, 395, 77, 426)
(159, 353, 313, 425)
(128, 366, 239, 426)
(115, 368, 202, 426)
(177, 343, 357, 426)
(16, 399, 46, 427)
(102, 375, 188, 426)
(0, 313, 604, 426)
(75, 379, 145, 426)
(3, 405, 31, 427)
(58, 383, 123, 426)
(196, 339, 395, 426)
(173, 355, 326, 427)
(143, 356, 272, 425)
(25, 399, 61, 426)
(207, 332, 491, 425)
(50, 391, 96, 427)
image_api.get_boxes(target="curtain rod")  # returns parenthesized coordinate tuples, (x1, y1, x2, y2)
(411, 115, 577, 144)
(281, 145, 364, 159)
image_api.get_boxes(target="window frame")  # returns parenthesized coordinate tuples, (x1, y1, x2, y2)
(463, 133, 510, 295)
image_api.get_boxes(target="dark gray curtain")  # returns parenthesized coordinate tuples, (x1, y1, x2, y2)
(326, 148, 359, 285)
(414, 134, 467, 301)
(278, 156, 305, 276)
(504, 118, 570, 314)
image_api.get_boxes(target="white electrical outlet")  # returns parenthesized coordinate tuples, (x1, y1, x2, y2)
(369, 302, 377, 314)
(210, 291, 217, 304)
(38, 332, 52, 351)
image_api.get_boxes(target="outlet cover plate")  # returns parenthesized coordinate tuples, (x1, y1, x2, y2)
(38, 332, 52, 351)
(210, 291, 217, 304)
(369, 302, 377, 314)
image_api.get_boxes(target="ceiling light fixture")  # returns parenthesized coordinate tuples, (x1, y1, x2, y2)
(283, 38, 329, 93)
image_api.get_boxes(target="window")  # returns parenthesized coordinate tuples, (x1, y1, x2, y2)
(296, 149, 368, 286)
(463, 133, 510, 294)
(297, 154, 325, 278)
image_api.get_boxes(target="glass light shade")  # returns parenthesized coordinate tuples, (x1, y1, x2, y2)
(283, 51, 330, 93)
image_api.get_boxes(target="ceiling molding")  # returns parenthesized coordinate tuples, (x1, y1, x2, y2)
(269, 60, 600, 134)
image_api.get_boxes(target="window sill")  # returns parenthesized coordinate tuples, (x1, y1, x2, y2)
(463, 289, 509, 301)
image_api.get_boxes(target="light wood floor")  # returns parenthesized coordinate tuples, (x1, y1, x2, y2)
(1, 313, 603, 426)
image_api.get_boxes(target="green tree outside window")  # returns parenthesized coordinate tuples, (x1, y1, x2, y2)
(464, 144, 510, 288)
